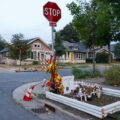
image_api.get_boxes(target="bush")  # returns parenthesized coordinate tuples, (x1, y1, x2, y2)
(72, 67, 101, 79)
(95, 52, 111, 63)
(32, 61, 39, 65)
(104, 65, 120, 86)
(24, 66, 27, 70)
(86, 58, 93, 63)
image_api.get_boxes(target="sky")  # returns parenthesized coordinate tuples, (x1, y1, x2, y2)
(0, 0, 75, 44)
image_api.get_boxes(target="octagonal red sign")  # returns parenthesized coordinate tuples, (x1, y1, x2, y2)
(43, 2, 61, 23)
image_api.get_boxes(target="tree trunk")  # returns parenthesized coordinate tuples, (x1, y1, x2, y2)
(108, 42, 111, 64)
(92, 42, 96, 73)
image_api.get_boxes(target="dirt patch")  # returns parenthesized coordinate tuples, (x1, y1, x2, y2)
(64, 94, 120, 106)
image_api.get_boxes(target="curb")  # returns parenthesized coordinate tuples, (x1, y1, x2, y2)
(34, 98, 87, 120)
(12, 81, 88, 120)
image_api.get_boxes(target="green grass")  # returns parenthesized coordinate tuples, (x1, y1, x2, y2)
(37, 94, 45, 99)
(58, 63, 89, 68)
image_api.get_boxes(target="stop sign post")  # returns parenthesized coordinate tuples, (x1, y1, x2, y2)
(43, 2, 61, 54)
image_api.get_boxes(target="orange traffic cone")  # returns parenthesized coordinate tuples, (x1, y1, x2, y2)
(23, 86, 34, 101)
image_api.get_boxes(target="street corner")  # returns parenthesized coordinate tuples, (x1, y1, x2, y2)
(12, 80, 61, 120)
(12, 81, 45, 110)
(11, 80, 82, 120)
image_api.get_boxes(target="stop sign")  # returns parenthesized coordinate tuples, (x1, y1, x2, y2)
(43, 2, 61, 23)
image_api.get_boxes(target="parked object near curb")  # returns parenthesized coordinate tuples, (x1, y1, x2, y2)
(23, 86, 34, 101)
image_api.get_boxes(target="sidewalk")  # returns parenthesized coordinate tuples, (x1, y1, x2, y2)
(12, 81, 87, 120)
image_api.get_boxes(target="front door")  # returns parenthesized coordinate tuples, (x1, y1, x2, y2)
(70, 52, 74, 62)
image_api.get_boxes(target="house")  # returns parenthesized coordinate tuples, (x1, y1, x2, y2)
(0, 48, 9, 58)
(88, 47, 112, 58)
(60, 41, 115, 63)
(103, 44, 116, 61)
(60, 41, 88, 63)
(27, 37, 52, 61)
(0, 37, 52, 64)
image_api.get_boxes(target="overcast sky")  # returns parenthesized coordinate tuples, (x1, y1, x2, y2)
(0, 0, 76, 44)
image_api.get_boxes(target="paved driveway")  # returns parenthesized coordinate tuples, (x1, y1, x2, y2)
(0, 70, 72, 120)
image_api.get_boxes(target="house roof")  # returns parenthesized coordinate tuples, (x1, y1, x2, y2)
(76, 42, 88, 52)
(28, 37, 51, 50)
(63, 41, 88, 52)
(0, 48, 8, 53)
(63, 41, 116, 53)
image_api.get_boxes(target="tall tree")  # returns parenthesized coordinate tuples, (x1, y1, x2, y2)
(67, 1, 97, 73)
(67, 0, 120, 69)
(54, 32, 66, 57)
(0, 35, 7, 51)
(54, 23, 79, 56)
(8, 33, 30, 60)
(100, 0, 120, 42)
(60, 23, 79, 43)
(96, 0, 120, 64)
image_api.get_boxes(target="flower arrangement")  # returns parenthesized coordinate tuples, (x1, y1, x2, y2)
(70, 83, 102, 101)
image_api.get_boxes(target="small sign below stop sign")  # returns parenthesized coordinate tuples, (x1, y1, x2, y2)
(43, 2, 61, 23)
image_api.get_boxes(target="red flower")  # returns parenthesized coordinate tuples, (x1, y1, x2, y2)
(46, 81, 52, 86)
(100, 87, 102, 91)
(78, 83, 82, 87)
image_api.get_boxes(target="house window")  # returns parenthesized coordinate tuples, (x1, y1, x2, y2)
(38, 52, 40, 59)
(74, 47, 78, 50)
(31, 52, 33, 59)
(68, 52, 69, 58)
(34, 44, 41, 48)
(76, 53, 83, 60)
(34, 44, 37, 47)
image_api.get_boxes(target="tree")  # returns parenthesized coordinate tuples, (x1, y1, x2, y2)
(8, 33, 30, 60)
(67, 0, 120, 71)
(54, 32, 66, 57)
(54, 23, 79, 56)
(95, 0, 119, 64)
(0, 35, 7, 51)
(67, 1, 97, 73)
(60, 23, 79, 43)
(100, 0, 120, 42)
(114, 43, 120, 59)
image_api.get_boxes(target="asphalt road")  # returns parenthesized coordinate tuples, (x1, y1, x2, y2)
(0, 70, 72, 120)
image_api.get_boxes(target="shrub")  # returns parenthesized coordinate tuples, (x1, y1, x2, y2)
(86, 58, 93, 63)
(72, 67, 101, 79)
(95, 52, 111, 63)
(32, 61, 39, 65)
(72, 68, 86, 79)
(94, 69, 102, 77)
(104, 65, 120, 86)
(24, 66, 27, 70)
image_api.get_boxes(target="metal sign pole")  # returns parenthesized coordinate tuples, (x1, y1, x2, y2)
(51, 26, 54, 56)
(20, 52, 21, 66)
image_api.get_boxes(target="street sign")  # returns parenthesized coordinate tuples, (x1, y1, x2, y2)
(43, 2, 61, 55)
(49, 22, 56, 27)
(43, 2, 61, 26)
(19, 46, 22, 53)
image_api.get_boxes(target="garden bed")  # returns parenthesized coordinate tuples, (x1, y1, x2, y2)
(46, 89, 120, 119)
(64, 94, 120, 106)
